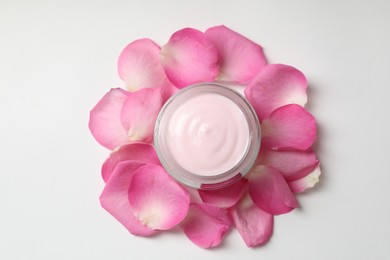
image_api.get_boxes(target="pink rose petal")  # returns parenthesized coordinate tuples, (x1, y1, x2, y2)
(230, 193, 273, 247)
(101, 143, 160, 182)
(245, 64, 307, 121)
(182, 203, 232, 248)
(89, 88, 130, 150)
(128, 164, 190, 230)
(99, 161, 155, 236)
(198, 179, 248, 208)
(261, 104, 316, 150)
(204, 25, 266, 84)
(120, 87, 163, 144)
(289, 164, 321, 193)
(160, 28, 218, 88)
(118, 38, 173, 92)
(249, 165, 298, 215)
(257, 148, 319, 181)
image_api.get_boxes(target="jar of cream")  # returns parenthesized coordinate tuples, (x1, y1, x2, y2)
(154, 83, 260, 190)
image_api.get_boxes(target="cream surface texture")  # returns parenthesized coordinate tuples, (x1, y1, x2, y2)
(166, 92, 250, 176)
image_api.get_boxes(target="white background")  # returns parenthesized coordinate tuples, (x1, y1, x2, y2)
(1, 0, 390, 259)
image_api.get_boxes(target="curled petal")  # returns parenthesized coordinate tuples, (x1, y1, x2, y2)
(199, 179, 248, 208)
(89, 88, 130, 150)
(120, 87, 163, 143)
(249, 165, 298, 215)
(128, 165, 190, 230)
(289, 164, 321, 193)
(261, 104, 316, 150)
(182, 203, 232, 248)
(118, 38, 173, 91)
(160, 28, 218, 88)
(205, 25, 266, 84)
(257, 149, 319, 181)
(100, 161, 155, 236)
(245, 64, 307, 121)
(230, 193, 273, 247)
(101, 143, 160, 182)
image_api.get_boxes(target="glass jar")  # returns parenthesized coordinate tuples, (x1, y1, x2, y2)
(154, 82, 260, 190)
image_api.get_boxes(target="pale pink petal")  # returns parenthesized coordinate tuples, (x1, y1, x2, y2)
(128, 164, 190, 230)
(249, 165, 298, 215)
(89, 88, 130, 150)
(257, 148, 319, 181)
(261, 104, 316, 150)
(181, 203, 232, 248)
(99, 161, 155, 236)
(204, 25, 266, 84)
(245, 64, 307, 121)
(101, 143, 160, 182)
(289, 164, 321, 193)
(118, 38, 173, 92)
(160, 28, 218, 88)
(198, 179, 248, 208)
(120, 87, 163, 143)
(229, 193, 273, 247)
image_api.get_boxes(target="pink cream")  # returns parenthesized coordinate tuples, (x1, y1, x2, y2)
(166, 92, 250, 176)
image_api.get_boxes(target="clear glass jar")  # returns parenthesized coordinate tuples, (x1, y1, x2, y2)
(154, 82, 260, 190)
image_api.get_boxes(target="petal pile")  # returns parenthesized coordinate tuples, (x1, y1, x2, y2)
(89, 87, 164, 150)
(89, 25, 321, 249)
(100, 160, 190, 235)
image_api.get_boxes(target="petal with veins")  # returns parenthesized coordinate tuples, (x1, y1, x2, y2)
(261, 104, 316, 151)
(245, 64, 307, 121)
(199, 179, 247, 208)
(118, 38, 173, 92)
(89, 88, 130, 150)
(128, 165, 190, 230)
(160, 28, 218, 88)
(120, 87, 163, 143)
(249, 165, 298, 215)
(230, 193, 273, 247)
(181, 203, 232, 248)
(257, 148, 319, 181)
(205, 25, 266, 84)
(100, 161, 155, 236)
(101, 143, 160, 182)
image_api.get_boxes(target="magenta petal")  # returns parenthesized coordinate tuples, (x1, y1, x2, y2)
(289, 164, 321, 193)
(245, 64, 307, 121)
(257, 149, 319, 181)
(249, 165, 298, 215)
(128, 165, 190, 230)
(118, 38, 173, 91)
(100, 161, 155, 236)
(204, 25, 266, 84)
(101, 143, 160, 182)
(89, 88, 130, 150)
(182, 203, 232, 248)
(160, 28, 218, 88)
(261, 104, 316, 150)
(230, 193, 273, 247)
(198, 179, 247, 208)
(120, 87, 163, 143)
